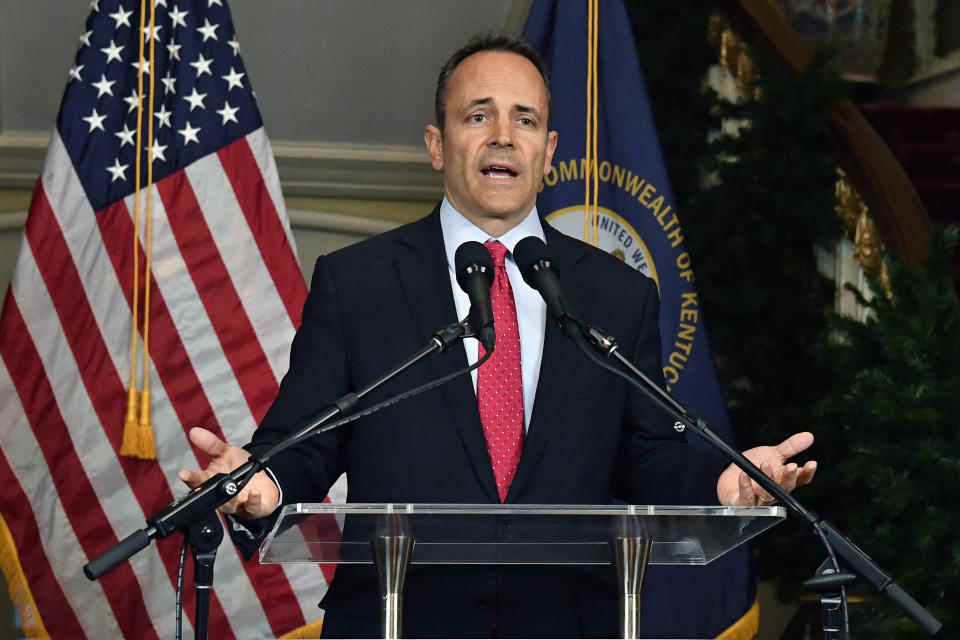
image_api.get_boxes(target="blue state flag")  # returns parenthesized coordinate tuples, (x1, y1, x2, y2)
(525, 1, 758, 637)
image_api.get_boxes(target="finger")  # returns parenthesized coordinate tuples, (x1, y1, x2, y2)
(796, 460, 818, 487)
(775, 432, 814, 460)
(738, 471, 756, 505)
(177, 468, 208, 489)
(220, 496, 238, 515)
(244, 488, 263, 518)
(778, 463, 800, 493)
(755, 461, 778, 503)
(188, 426, 231, 459)
(760, 459, 776, 481)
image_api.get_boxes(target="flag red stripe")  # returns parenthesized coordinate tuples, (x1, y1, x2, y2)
(26, 186, 237, 638)
(0, 411, 86, 638)
(0, 292, 157, 639)
(156, 171, 281, 420)
(217, 138, 306, 328)
(28, 187, 166, 511)
(95, 192, 306, 636)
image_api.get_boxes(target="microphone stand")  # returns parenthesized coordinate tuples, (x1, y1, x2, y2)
(83, 320, 475, 638)
(183, 509, 223, 640)
(568, 320, 946, 639)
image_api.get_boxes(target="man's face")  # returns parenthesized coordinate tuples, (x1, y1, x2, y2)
(424, 50, 558, 235)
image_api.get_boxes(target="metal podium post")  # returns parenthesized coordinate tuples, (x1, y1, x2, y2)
(611, 535, 652, 639)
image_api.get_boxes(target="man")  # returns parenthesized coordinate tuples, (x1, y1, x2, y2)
(180, 34, 816, 637)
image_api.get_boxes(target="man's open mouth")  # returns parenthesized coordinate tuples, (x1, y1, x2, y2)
(481, 164, 518, 179)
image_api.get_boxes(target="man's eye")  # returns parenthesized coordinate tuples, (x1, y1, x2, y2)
(471, 113, 485, 122)
(519, 117, 534, 126)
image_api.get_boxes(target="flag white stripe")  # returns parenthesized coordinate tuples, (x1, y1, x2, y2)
(0, 324, 125, 639)
(42, 135, 140, 400)
(121, 184, 260, 443)
(246, 128, 299, 271)
(226, 131, 336, 623)
(184, 151, 295, 387)
(276, 548, 332, 623)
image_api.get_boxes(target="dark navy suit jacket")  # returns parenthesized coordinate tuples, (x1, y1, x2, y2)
(240, 207, 725, 638)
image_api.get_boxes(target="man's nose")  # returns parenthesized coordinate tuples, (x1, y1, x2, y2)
(488, 120, 514, 148)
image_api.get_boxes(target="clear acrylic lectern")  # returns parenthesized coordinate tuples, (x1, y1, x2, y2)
(261, 503, 785, 639)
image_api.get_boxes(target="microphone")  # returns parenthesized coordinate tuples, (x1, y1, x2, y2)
(513, 236, 584, 343)
(454, 241, 496, 351)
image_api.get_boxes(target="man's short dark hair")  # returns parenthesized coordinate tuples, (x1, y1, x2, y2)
(434, 33, 551, 133)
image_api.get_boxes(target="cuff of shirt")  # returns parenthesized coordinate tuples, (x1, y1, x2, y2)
(224, 465, 283, 558)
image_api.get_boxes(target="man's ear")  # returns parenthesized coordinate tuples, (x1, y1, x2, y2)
(543, 130, 559, 175)
(424, 124, 444, 171)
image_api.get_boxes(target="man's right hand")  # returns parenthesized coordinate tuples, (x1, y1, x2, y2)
(177, 427, 280, 520)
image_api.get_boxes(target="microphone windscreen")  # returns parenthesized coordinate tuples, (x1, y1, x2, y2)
(513, 236, 556, 287)
(454, 241, 494, 290)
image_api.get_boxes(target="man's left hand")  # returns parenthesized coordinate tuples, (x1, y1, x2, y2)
(717, 432, 818, 507)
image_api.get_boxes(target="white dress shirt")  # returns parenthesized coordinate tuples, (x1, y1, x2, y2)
(439, 198, 548, 431)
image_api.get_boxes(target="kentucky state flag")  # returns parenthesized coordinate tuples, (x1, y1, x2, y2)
(525, 1, 758, 638)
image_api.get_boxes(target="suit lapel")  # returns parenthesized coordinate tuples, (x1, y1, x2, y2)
(506, 223, 592, 502)
(395, 208, 500, 502)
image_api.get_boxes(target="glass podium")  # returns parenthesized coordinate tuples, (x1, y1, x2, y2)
(261, 503, 785, 639)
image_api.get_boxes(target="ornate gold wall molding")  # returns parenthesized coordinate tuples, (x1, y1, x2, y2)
(714, 0, 932, 265)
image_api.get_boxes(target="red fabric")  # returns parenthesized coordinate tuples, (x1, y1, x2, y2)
(477, 241, 525, 502)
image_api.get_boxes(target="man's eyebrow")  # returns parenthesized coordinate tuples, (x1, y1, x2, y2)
(514, 104, 541, 118)
(466, 97, 493, 110)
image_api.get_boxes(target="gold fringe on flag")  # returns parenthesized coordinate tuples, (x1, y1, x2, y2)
(280, 617, 325, 639)
(716, 596, 760, 640)
(0, 512, 50, 638)
(120, 0, 157, 460)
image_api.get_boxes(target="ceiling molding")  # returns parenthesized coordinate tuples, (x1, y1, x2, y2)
(0, 131, 443, 201)
(272, 139, 442, 200)
(286, 209, 398, 235)
(0, 210, 28, 231)
(0, 131, 48, 190)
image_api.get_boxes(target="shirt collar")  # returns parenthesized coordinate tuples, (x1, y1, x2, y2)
(439, 197, 546, 271)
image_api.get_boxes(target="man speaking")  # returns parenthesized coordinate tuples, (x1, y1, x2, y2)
(179, 34, 816, 638)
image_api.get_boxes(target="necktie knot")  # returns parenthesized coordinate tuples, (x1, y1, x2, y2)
(484, 240, 508, 269)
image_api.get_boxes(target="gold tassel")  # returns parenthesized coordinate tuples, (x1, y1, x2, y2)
(136, 388, 157, 460)
(120, 387, 156, 460)
(119, 386, 140, 457)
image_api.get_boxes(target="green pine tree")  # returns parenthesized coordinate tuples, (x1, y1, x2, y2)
(805, 227, 960, 637)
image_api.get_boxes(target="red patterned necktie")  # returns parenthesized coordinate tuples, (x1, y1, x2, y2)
(478, 240, 524, 502)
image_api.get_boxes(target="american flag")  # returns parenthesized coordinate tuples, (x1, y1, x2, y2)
(0, 0, 332, 637)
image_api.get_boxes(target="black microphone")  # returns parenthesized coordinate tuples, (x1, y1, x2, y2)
(513, 236, 585, 343)
(454, 241, 496, 351)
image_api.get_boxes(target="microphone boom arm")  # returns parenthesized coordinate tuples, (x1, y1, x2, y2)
(84, 320, 471, 581)
(579, 322, 945, 638)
